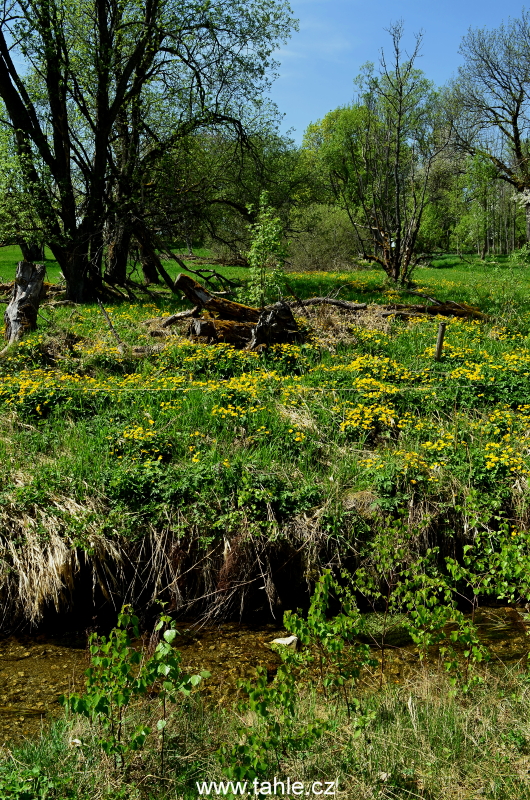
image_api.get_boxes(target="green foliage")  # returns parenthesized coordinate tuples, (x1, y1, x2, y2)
(62, 606, 209, 771)
(509, 243, 530, 265)
(0, 764, 69, 800)
(240, 192, 287, 307)
(218, 662, 327, 784)
(284, 570, 377, 714)
(302, 25, 447, 283)
(219, 571, 376, 784)
(288, 203, 362, 271)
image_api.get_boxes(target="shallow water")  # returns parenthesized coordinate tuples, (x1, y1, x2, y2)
(0, 607, 528, 746)
(0, 622, 287, 745)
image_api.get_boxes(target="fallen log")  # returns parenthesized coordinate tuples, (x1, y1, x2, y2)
(382, 302, 486, 320)
(162, 308, 199, 327)
(141, 308, 199, 327)
(175, 273, 261, 322)
(3, 261, 46, 345)
(41, 300, 79, 308)
(188, 318, 256, 345)
(287, 297, 367, 311)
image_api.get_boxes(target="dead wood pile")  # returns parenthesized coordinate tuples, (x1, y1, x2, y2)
(173, 273, 301, 349)
(143, 274, 488, 349)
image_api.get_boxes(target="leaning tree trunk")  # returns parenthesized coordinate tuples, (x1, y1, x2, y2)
(3, 261, 45, 345)
(105, 220, 132, 284)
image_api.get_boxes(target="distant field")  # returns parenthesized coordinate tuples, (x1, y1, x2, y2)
(2, 245, 528, 321)
(0, 245, 62, 283)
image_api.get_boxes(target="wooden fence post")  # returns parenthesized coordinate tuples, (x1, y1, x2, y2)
(434, 322, 447, 361)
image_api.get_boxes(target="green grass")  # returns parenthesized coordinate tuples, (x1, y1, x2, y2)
(0, 245, 62, 283)
(1, 260, 530, 623)
(2, 258, 530, 796)
(3, 668, 530, 799)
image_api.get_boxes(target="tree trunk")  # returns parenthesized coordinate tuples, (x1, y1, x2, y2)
(3, 261, 45, 344)
(19, 241, 44, 262)
(139, 242, 161, 285)
(49, 236, 102, 303)
(105, 221, 131, 284)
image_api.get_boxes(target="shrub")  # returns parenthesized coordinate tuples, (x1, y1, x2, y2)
(288, 204, 363, 271)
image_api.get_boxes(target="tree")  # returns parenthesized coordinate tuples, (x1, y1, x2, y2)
(0, 112, 45, 259)
(131, 126, 306, 270)
(0, 0, 295, 300)
(453, 12, 530, 241)
(303, 23, 449, 284)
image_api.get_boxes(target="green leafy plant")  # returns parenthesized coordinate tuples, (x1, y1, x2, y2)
(219, 571, 376, 785)
(508, 243, 530, 265)
(219, 659, 327, 784)
(240, 191, 286, 307)
(62, 605, 209, 774)
(284, 570, 377, 717)
(0, 764, 68, 800)
(396, 550, 489, 692)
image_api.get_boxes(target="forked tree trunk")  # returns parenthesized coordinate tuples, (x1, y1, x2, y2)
(3, 261, 45, 345)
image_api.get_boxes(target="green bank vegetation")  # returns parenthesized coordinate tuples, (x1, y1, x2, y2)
(3, 0, 530, 796)
(1, 251, 530, 793)
(2, 577, 530, 799)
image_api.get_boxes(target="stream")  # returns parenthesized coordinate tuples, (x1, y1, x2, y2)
(0, 607, 528, 746)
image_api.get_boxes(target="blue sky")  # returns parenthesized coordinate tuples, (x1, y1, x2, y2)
(269, 0, 529, 142)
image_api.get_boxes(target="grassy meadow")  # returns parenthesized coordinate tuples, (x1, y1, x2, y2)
(2, 249, 530, 796)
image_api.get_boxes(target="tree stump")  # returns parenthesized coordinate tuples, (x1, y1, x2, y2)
(4, 261, 45, 344)
(247, 302, 300, 350)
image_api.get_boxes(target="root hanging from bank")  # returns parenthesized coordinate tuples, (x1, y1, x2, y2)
(0, 472, 512, 632)
(0, 489, 350, 630)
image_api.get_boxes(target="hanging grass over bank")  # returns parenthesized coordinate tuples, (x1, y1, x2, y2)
(1, 261, 530, 625)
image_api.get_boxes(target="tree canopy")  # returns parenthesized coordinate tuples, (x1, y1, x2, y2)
(0, 0, 296, 299)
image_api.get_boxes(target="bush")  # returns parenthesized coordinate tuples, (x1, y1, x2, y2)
(288, 204, 364, 271)
(508, 243, 530, 266)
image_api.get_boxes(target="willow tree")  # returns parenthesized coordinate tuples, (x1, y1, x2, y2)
(303, 23, 449, 284)
(0, 0, 295, 300)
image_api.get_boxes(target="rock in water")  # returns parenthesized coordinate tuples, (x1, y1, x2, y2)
(270, 635, 299, 651)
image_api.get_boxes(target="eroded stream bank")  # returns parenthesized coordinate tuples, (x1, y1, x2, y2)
(0, 607, 528, 746)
